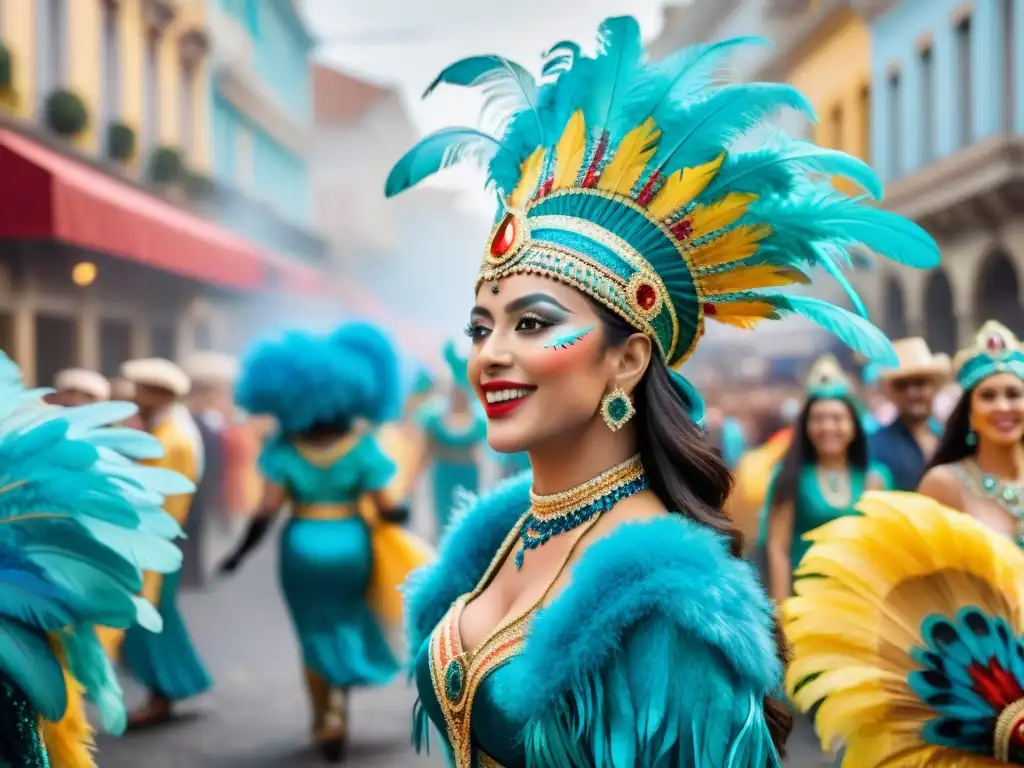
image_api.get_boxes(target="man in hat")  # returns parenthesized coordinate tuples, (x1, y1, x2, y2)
(117, 357, 211, 728)
(180, 352, 238, 589)
(869, 337, 951, 491)
(51, 368, 110, 406)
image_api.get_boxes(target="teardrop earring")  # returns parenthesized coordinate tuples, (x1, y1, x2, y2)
(966, 429, 978, 447)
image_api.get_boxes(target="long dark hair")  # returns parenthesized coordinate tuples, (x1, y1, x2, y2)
(927, 390, 974, 470)
(598, 307, 793, 757)
(769, 396, 869, 510)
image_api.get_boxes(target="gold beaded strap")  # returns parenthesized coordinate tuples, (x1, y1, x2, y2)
(995, 698, 1024, 762)
(529, 454, 644, 521)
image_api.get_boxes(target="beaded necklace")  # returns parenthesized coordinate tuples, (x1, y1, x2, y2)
(516, 454, 648, 568)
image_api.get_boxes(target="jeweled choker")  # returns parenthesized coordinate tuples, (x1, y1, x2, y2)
(516, 454, 648, 568)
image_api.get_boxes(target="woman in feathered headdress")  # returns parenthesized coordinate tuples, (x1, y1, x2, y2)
(386, 16, 937, 767)
(761, 355, 892, 601)
(415, 340, 487, 536)
(782, 322, 1024, 764)
(218, 322, 432, 762)
(0, 353, 189, 767)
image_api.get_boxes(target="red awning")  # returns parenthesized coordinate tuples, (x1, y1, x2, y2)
(262, 250, 329, 295)
(0, 130, 268, 290)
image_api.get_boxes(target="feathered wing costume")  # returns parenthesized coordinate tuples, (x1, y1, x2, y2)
(785, 491, 1024, 765)
(0, 353, 188, 768)
(386, 14, 940, 768)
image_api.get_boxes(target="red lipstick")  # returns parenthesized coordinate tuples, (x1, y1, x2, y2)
(479, 380, 536, 419)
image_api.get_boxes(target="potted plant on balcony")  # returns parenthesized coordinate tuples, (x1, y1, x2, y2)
(149, 146, 183, 184)
(44, 89, 88, 137)
(106, 121, 135, 162)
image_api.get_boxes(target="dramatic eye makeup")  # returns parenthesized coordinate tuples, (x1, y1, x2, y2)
(542, 325, 595, 349)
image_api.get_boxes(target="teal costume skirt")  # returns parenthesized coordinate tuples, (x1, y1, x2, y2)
(122, 568, 212, 701)
(278, 516, 398, 687)
(431, 460, 479, 534)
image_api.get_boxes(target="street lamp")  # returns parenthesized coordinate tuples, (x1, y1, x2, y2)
(72, 261, 97, 287)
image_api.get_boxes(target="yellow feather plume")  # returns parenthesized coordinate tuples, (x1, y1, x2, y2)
(705, 300, 778, 329)
(41, 657, 96, 768)
(783, 491, 1024, 767)
(688, 224, 771, 270)
(508, 147, 545, 210)
(551, 110, 587, 191)
(646, 153, 725, 221)
(688, 192, 758, 239)
(596, 117, 660, 196)
(701, 265, 809, 295)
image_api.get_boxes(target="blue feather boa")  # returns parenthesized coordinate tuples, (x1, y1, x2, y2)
(404, 473, 781, 727)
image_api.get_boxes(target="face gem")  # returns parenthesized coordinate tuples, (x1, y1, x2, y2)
(987, 334, 1007, 353)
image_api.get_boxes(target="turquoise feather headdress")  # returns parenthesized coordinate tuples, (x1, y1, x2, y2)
(386, 18, 940, 378)
(0, 352, 187, 742)
(953, 320, 1024, 390)
(805, 354, 854, 400)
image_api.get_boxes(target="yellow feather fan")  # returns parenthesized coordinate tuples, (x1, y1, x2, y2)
(597, 117, 660, 195)
(784, 491, 1024, 766)
(41, 645, 96, 768)
(646, 153, 724, 220)
(552, 110, 587, 191)
(509, 147, 545, 210)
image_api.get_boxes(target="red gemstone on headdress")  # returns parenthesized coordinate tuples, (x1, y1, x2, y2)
(670, 219, 694, 240)
(703, 303, 716, 315)
(636, 284, 657, 311)
(491, 214, 517, 257)
(987, 334, 1006, 352)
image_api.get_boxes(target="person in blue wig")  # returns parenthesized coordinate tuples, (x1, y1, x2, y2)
(0, 353, 189, 767)
(416, 340, 487, 536)
(762, 355, 893, 602)
(385, 16, 938, 767)
(219, 322, 432, 762)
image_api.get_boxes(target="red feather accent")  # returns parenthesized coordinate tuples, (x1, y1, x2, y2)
(968, 659, 1024, 708)
(582, 133, 609, 189)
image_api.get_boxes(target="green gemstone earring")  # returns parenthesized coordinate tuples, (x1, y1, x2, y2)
(966, 429, 978, 447)
(601, 387, 635, 432)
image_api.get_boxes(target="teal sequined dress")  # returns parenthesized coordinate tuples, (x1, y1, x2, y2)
(419, 406, 486, 534)
(404, 475, 784, 768)
(260, 431, 400, 687)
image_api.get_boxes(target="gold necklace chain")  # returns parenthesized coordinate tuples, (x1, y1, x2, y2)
(529, 454, 645, 521)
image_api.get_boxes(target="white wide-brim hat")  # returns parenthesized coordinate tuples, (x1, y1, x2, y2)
(54, 368, 110, 401)
(182, 351, 238, 386)
(120, 358, 191, 398)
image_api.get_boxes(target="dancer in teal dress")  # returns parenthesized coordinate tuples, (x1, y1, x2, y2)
(762, 355, 892, 602)
(0, 352, 188, 767)
(417, 342, 486, 536)
(220, 322, 430, 762)
(386, 16, 938, 767)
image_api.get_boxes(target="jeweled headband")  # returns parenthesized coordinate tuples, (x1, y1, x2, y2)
(385, 18, 940, 412)
(953, 320, 1024, 390)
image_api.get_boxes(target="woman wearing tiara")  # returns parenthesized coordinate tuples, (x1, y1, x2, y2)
(385, 16, 938, 767)
(0, 353, 188, 767)
(781, 322, 1024, 765)
(218, 322, 431, 762)
(762, 355, 892, 601)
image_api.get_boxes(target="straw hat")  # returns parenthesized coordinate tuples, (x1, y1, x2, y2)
(120, 358, 191, 398)
(878, 337, 951, 383)
(54, 368, 110, 401)
(182, 351, 238, 386)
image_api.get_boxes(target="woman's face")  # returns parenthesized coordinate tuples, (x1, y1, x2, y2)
(805, 398, 856, 459)
(465, 274, 618, 453)
(970, 372, 1024, 447)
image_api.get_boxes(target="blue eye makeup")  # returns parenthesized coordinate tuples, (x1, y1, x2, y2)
(543, 325, 594, 349)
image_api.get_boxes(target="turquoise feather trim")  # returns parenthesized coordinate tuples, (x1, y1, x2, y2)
(0, 352, 185, 734)
(403, 474, 783, 765)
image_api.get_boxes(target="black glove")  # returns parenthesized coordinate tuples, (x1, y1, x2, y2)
(217, 517, 272, 576)
(379, 506, 410, 525)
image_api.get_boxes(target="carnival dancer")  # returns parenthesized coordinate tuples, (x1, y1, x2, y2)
(219, 322, 431, 762)
(870, 336, 949, 490)
(117, 358, 211, 729)
(763, 355, 892, 601)
(915, 321, 1024, 533)
(386, 17, 938, 766)
(0, 352, 189, 767)
(417, 341, 486, 536)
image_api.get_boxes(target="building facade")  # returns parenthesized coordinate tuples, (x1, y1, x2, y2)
(859, 0, 1024, 354)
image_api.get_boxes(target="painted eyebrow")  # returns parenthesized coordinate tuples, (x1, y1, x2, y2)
(470, 293, 573, 320)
